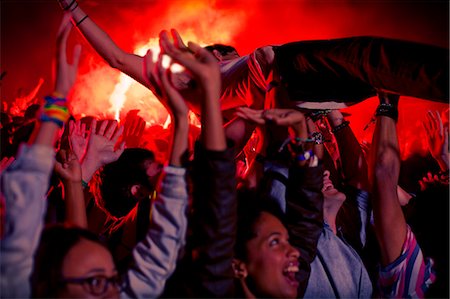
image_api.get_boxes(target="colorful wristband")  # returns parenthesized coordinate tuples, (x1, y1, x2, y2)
(40, 95, 70, 128)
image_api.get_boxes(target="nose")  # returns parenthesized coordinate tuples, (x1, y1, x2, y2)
(287, 244, 300, 260)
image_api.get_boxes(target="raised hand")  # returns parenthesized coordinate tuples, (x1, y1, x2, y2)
(81, 119, 125, 182)
(423, 110, 449, 171)
(85, 119, 125, 166)
(121, 110, 146, 148)
(54, 149, 82, 183)
(159, 29, 221, 101)
(236, 107, 306, 135)
(68, 119, 88, 161)
(143, 50, 189, 119)
(55, 13, 81, 97)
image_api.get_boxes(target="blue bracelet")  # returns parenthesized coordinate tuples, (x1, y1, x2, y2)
(295, 150, 314, 161)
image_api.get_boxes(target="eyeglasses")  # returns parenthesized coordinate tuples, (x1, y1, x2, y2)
(60, 274, 125, 296)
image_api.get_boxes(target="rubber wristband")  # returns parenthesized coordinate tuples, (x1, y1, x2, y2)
(81, 180, 89, 189)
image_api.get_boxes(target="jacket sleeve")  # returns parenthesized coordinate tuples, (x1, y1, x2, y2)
(0, 144, 55, 298)
(123, 165, 188, 298)
(189, 141, 237, 297)
(285, 163, 324, 298)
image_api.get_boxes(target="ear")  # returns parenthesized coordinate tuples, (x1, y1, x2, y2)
(212, 49, 223, 61)
(232, 258, 248, 279)
(130, 184, 147, 199)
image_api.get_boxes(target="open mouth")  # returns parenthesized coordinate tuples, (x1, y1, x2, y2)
(283, 261, 299, 287)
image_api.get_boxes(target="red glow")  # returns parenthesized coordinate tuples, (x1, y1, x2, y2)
(2, 0, 448, 159)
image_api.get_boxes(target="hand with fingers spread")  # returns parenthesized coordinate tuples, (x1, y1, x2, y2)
(158, 29, 221, 103)
(55, 13, 81, 97)
(235, 107, 321, 167)
(143, 50, 190, 120)
(236, 107, 307, 137)
(423, 110, 449, 172)
(81, 119, 125, 182)
(55, 149, 82, 183)
(121, 110, 147, 148)
(69, 119, 88, 161)
(419, 169, 449, 190)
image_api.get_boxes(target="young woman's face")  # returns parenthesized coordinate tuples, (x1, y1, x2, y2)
(244, 212, 300, 298)
(60, 239, 120, 298)
(322, 170, 346, 202)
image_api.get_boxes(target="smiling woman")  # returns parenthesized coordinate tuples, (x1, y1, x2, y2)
(233, 201, 301, 298)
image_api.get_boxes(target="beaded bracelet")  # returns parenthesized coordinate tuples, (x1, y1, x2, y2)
(375, 103, 398, 122)
(278, 136, 314, 153)
(309, 109, 331, 121)
(331, 120, 350, 133)
(295, 150, 314, 162)
(40, 95, 70, 128)
(310, 132, 324, 144)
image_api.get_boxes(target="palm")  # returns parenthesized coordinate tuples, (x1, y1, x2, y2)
(55, 150, 82, 182)
(87, 136, 121, 165)
(143, 50, 189, 118)
(69, 120, 88, 161)
(84, 119, 125, 169)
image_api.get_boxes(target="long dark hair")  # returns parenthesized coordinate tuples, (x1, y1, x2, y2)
(235, 187, 285, 261)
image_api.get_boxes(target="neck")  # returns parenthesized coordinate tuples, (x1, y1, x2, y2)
(323, 200, 343, 235)
(240, 279, 256, 299)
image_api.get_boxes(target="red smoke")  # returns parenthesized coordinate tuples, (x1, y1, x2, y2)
(2, 0, 448, 158)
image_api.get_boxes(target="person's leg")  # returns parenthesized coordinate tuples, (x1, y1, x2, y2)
(275, 37, 449, 104)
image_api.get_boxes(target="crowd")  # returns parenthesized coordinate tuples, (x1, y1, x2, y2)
(0, 2, 449, 298)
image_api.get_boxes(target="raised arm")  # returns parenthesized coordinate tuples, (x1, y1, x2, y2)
(0, 14, 78, 298)
(369, 93, 406, 266)
(57, 0, 150, 89)
(327, 109, 369, 191)
(54, 148, 86, 228)
(160, 29, 237, 296)
(326, 110, 370, 249)
(236, 107, 324, 297)
(370, 94, 438, 298)
(121, 32, 194, 297)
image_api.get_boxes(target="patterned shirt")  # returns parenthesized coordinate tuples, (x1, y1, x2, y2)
(378, 226, 436, 298)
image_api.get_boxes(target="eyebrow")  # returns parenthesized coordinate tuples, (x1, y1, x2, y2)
(85, 268, 117, 276)
(267, 232, 282, 238)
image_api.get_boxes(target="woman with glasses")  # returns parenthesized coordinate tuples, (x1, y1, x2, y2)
(1, 16, 189, 298)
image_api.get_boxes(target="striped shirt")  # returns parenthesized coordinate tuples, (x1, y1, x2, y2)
(378, 226, 436, 298)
